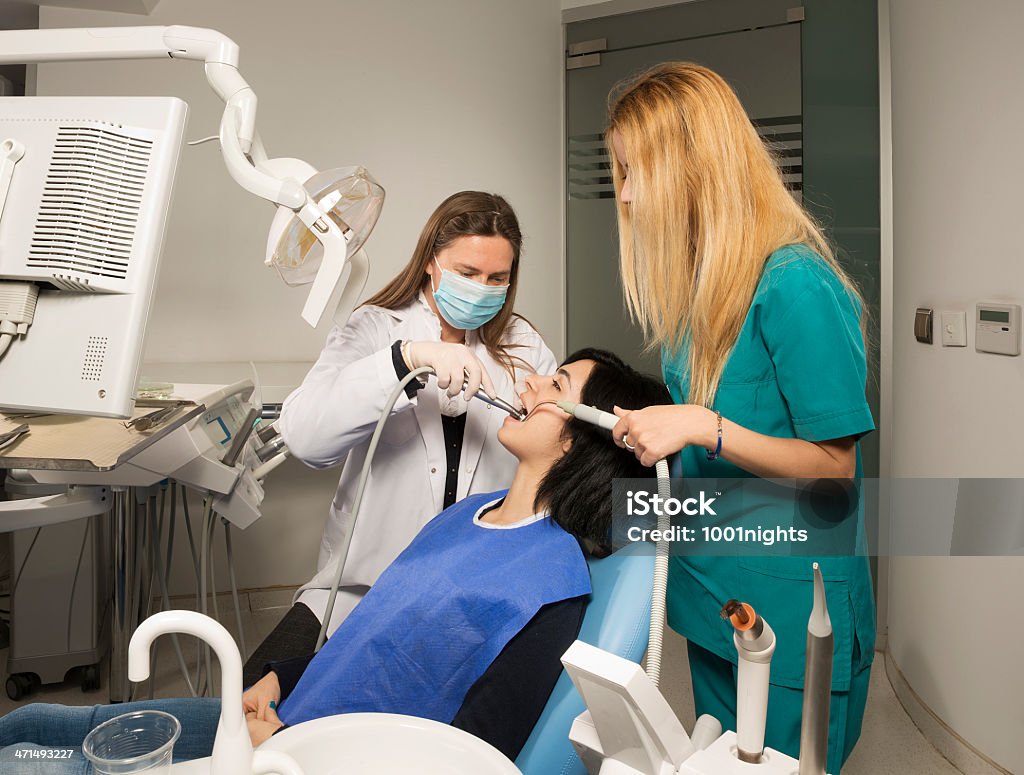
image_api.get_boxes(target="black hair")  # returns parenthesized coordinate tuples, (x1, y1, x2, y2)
(535, 348, 673, 557)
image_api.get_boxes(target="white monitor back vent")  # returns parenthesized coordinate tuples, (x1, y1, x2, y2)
(26, 125, 152, 283)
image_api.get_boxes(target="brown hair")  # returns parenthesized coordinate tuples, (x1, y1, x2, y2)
(363, 191, 530, 376)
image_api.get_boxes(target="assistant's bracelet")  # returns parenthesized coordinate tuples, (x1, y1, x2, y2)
(706, 410, 723, 462)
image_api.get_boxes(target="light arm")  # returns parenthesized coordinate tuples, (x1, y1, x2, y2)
(0, 25, 353, 325)
(0, 25, 229, 64)
(0, 26, 308, 207)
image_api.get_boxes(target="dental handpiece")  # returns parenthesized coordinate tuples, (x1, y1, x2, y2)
(459, 378, 526, 420)
(475, 390, 526, 420)
(722, 599, 776, 764)
(556, 401, 618, 431)
(798, 563, 833, 775)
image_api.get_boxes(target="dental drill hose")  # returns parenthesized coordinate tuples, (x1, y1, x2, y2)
(557, 400, 670, 687)
(316, 366, 436, 650)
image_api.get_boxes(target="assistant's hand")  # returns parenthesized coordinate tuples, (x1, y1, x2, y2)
(404, 341, 497, 400)
(247, 705, 284, 748)
(611, 404, 716, 467)
(242, 670, 281, 722)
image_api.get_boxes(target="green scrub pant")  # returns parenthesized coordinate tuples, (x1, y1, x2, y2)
(687, 641, 871, 774)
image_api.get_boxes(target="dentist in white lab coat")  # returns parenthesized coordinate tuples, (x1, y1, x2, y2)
(243, 192, 556, 680)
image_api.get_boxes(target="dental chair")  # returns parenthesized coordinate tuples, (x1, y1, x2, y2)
(515, 542, 655, 775)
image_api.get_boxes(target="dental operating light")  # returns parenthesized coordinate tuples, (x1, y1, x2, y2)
(0, 26, 383, 418)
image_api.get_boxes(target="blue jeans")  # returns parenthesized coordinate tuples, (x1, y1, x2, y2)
(0, 698, 221, 774)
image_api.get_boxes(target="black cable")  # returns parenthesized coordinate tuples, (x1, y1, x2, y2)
(181, 484, 202, 584)
(180, 483, 207, 694)
(66, 519, 91, 653)
(11, 527, 41, 596)
(149, 500, 198, 697)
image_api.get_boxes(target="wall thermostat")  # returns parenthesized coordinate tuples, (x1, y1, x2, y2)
(975, 302, 1020, 355)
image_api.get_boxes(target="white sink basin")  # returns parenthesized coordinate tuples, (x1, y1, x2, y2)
(171, 713, 522, 774)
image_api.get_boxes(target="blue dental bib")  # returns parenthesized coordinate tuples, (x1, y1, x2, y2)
(279, 491, 592, 726)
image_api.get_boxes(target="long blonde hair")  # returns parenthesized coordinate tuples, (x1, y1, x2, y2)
(606, 62, 862, 407)
(363, 191, 529, 377)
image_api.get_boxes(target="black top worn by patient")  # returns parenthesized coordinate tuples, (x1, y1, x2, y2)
(265, 595, 586, 761)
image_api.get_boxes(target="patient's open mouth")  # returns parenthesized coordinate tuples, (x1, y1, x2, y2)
(519, 399, 558, 421)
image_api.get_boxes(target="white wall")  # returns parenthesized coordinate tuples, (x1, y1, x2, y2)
(35, 0, 564, 593)
(886, 1, 1024, 772)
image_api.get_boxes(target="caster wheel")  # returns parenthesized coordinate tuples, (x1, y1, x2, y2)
(81, 664, 101, 693)
(6, 673, 34, 701)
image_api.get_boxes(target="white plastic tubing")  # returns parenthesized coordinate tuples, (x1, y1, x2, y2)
(316, 366, 435, 650)
(646, 458, 671, 687)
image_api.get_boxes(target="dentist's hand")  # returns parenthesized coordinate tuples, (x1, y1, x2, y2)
(611, 404, 716, 467)
(242, 670, 281, 722)
(404, 341, 497, 400)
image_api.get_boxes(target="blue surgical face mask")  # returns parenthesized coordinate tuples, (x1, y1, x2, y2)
(431, 257, 509, 330)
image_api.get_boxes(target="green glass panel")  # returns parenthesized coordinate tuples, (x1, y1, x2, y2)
(802, 0, 881, 478)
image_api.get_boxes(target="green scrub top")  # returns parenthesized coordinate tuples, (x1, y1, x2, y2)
(662, 244, 876, 692)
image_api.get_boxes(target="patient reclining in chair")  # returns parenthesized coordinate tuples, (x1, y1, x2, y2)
(0, 348, 670, 769)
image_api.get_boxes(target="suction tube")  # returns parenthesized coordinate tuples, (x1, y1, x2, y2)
(557, 400, 671, 686)
(798, 562, 833, 775)
(722, 599, 776, 764)
(558, 401, 618, 431)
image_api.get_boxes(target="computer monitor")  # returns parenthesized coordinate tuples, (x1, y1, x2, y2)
(0, 95, 186, 418)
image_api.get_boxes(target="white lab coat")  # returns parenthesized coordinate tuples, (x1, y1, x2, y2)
(279, 292, 557, 633)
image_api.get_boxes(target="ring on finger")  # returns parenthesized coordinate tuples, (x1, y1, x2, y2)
(622, 434, 636, 450)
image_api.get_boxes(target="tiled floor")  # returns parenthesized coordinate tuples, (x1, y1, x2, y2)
(0, 595, 964, 774)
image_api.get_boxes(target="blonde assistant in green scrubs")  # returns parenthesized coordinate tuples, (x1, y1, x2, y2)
(661, 244, 875, 774)
(604, 63, 876, 773)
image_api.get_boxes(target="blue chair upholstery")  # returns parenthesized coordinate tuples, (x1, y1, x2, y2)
(515, 543, 654, 775)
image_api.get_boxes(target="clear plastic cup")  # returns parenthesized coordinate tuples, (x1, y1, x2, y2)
(82, 710, 181, 774)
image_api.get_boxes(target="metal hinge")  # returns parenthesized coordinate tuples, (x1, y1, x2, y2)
(566, 37, 606, 70)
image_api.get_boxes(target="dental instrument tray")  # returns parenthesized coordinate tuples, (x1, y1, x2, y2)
(0, 400, 202, 472)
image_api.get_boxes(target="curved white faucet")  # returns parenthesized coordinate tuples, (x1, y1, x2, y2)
(129, 610, 304, 775)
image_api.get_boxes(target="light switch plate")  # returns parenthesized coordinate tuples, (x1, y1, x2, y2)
(941, 311, 967, 346)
